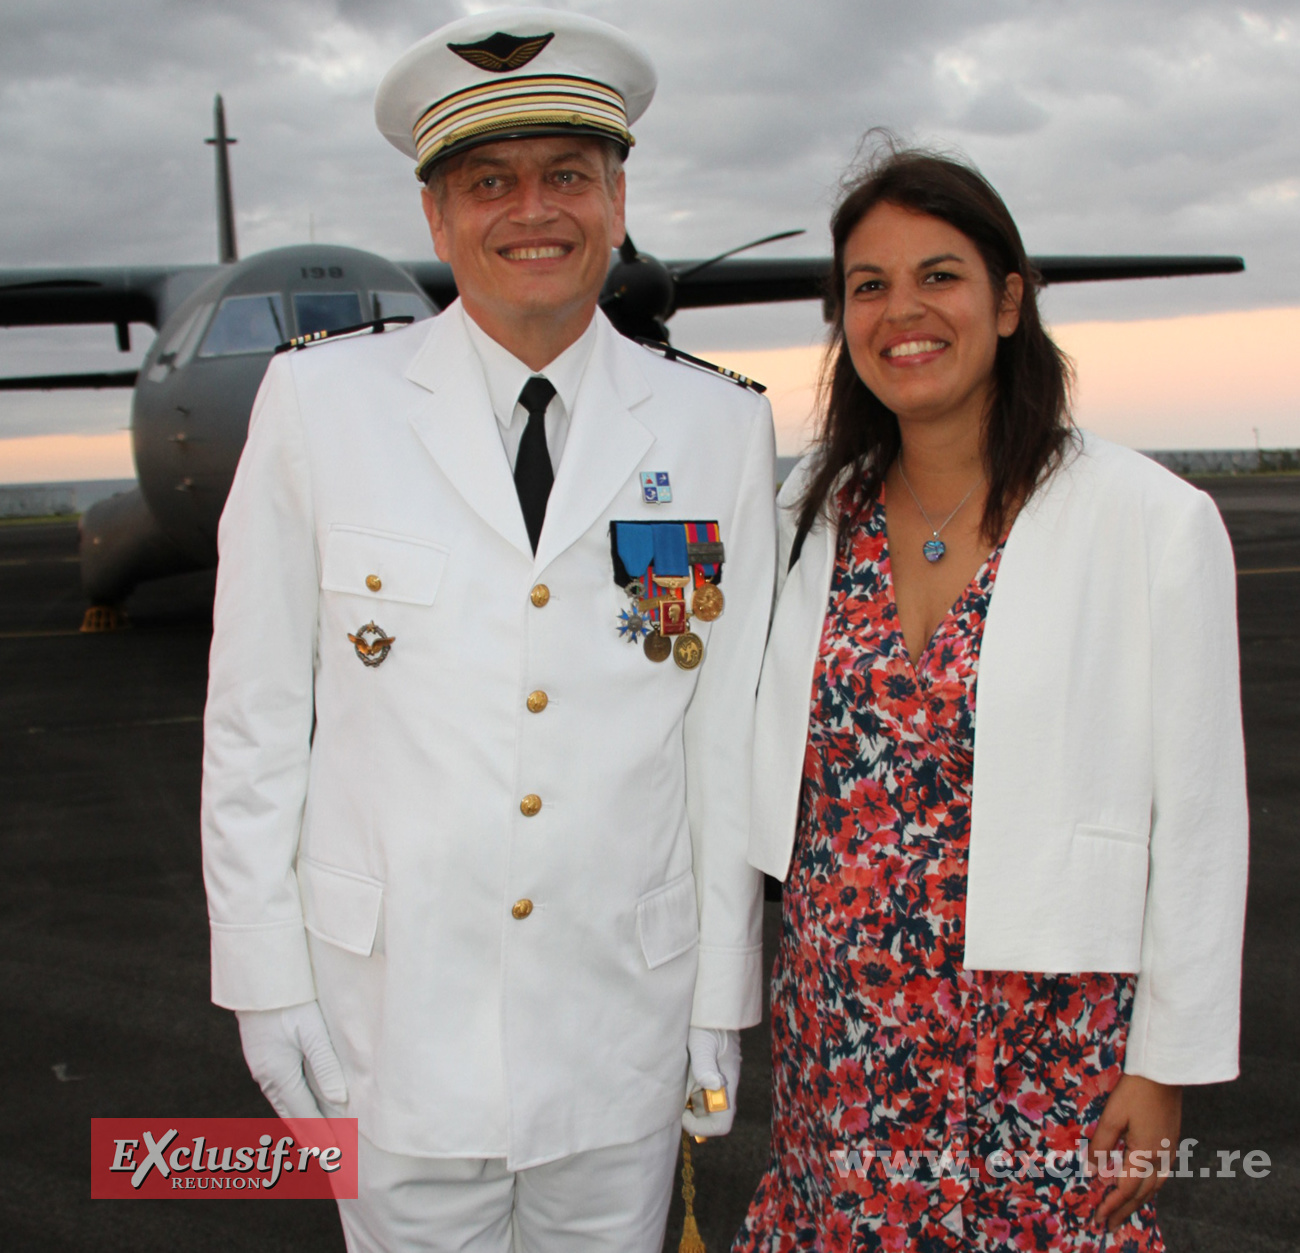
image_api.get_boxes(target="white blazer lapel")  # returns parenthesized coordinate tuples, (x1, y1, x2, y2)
(404, 310, 533, 558)
(750, 511, 837, 879)
(533, 317, 653, 571)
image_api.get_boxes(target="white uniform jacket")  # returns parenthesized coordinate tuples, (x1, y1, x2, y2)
(201, 305, 776, 1168)
(751, 433, 1248, 1085)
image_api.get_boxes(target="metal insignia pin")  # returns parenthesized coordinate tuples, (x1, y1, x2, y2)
(639, 471, 673, 504)
(348, 621, 396, 667)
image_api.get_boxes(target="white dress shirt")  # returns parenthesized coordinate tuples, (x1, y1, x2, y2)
(461, 304, 598, 475)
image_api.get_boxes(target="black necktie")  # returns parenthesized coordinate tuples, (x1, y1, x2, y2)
(514, 376, 556, 554)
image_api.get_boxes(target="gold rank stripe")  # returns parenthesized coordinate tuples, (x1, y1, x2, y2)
(415, 75, 628, 142)
(413, 74, 631, 172)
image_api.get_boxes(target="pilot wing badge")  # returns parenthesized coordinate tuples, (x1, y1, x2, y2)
(348, 622, 396, 668)
(448, 32, 554, 73)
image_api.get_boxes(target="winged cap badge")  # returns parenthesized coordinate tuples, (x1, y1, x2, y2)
(448, 32, 554, 74)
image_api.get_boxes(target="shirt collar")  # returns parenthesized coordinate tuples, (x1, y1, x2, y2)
(459, 303, 598, 428)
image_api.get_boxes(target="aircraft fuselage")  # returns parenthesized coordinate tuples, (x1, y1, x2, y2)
(83, 244, 435, 602)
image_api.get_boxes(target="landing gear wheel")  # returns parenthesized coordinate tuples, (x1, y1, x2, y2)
(80, 605, 130, 633)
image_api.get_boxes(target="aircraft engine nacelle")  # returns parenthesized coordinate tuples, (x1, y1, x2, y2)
(600, 250, 675, 342)
(79, 487, 203, 610)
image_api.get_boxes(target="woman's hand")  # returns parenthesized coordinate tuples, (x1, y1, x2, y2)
(1089, 1074, 1183, 1232)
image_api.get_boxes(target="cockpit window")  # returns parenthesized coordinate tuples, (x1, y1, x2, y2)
(146, 302, 212, 382)
(372, 290, 433, 321)
(293, 292, 363, 336)
(198, 293, 287, 357)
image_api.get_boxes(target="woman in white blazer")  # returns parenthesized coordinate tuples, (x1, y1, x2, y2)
(735, 146, 1247, 1252)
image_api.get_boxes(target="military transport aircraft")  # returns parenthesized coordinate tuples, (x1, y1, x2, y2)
(0, 97, 1244, 628)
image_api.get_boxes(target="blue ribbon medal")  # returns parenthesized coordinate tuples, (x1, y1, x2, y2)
(609, 520, 723, 671)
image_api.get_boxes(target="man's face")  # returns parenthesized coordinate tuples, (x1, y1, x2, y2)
(421, 136, 625, 342)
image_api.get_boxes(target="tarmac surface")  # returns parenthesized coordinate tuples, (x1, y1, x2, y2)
(1, 473, 1296, 1252)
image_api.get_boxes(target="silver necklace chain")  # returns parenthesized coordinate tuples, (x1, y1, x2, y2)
(896, 458, 982, 541)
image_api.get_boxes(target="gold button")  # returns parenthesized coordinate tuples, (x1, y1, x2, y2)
(526, 690, 548, 714)
(512, 899, 533, 920)
(365, 574, 382, 592)
(530, 584, 550, 608)
(520, 794, 542, 817)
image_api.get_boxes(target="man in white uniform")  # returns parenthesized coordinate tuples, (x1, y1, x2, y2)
(200, 8, 776, 1251)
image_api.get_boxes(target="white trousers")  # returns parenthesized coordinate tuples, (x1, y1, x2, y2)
(337, 1121, 680, 1253)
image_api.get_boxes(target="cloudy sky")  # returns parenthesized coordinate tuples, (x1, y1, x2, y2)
(2, 0, 1298, 478)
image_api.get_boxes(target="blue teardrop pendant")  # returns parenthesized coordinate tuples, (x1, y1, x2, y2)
(922, 538, 946, 563)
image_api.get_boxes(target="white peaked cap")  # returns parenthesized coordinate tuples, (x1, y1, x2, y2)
(375, 7, 657, 180)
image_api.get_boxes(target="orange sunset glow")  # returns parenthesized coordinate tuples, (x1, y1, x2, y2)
(0, 431, 136, 484)
(0, 306, 1297, 484)
(707, 305, 1300, 456)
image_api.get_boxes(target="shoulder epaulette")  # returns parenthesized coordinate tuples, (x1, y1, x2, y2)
(634, 338, 766, 394)
(275, 315, 416, 354)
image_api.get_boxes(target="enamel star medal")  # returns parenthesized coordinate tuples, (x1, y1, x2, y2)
(618, 602, 651, 644)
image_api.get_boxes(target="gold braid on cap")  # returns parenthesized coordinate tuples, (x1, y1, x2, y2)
(413, 74, 632, 177)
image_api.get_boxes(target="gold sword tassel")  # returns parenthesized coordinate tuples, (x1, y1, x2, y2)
(678, 1130, 706, 1253)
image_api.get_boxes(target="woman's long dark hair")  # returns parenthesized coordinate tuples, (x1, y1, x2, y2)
(796, 138, 1075, 545)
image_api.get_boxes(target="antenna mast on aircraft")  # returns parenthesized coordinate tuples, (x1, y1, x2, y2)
(205, 95, 239, 264)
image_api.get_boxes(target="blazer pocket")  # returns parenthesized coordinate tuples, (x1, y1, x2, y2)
(297, 855, 383, 956)
(320, 525, 449, 605)
(636, 871, 699, 970)
(1068, 824, 1151, 966)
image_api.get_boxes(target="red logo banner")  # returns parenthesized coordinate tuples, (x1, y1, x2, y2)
(90, 1118, 358, 1199)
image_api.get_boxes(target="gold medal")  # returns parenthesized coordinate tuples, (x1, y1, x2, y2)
(673, 632, 703, 670)
(691, 583, 724, 622)
(644, 630, 672, 663)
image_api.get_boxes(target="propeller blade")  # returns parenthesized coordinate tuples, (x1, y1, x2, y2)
(619, 235, 638, 264)
(671, 229, 806, 281)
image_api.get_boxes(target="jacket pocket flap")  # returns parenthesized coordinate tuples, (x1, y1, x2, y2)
(636, 871, 699, 970)
(297, 856, 383, 956)
(321, 526, 449, 605)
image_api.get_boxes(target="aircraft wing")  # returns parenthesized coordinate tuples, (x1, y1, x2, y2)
(0, 265, 219, 331)
(1030, 255, 1246, 283)
(667, 253, 1246, 309)
(0, 369, 139, 391)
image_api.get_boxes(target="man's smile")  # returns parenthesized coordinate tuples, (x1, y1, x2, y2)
(497, 242, 574, 261)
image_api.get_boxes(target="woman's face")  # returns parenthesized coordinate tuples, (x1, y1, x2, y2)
(841, 201, 1022, 430)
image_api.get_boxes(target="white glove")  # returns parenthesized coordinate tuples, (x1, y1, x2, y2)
(682, 1027, 741, 1137)
(236, 1001, 349, 1120)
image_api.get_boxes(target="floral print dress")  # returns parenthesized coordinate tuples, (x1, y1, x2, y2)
(735, 487, 1162, 1253)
